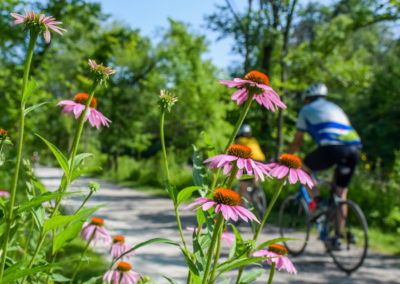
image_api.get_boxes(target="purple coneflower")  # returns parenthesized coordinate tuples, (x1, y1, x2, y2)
(103, 261, 140, 284)
(204, 144, 270, 181)
(10, 9, 66, 43)
(57, 93, 111, 129)
(220, 71, 286, 111)
(185, 188, 259, 223)
(110, 236, 135, 260)
(253, 244, 297, 274)
(81, 217, 112, 245)
(266, 153, 314, 188)
(0, 190, 10, 198)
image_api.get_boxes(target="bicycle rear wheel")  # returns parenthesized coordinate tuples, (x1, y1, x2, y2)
(325, 200, 368, 273)
(247, 186, 267, 219)
(279, 194, 310, 255)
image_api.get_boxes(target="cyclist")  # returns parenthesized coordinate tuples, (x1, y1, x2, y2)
(288, 83, 362, 247)
(236, 124, 266, 204)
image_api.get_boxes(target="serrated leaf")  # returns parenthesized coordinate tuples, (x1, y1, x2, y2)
(21, 78, 36, 104)
(31, 206, 45, 229)
(177, 186, 202, 206)
(24, 102, 48, 116)
(36, 134, 69, 177)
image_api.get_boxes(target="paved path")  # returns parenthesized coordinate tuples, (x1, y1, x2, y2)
(36, 167, 400, 284)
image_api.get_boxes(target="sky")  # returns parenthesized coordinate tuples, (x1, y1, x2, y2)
(91, 0, 246, 70)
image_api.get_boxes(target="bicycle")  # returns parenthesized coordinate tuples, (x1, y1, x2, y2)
(233, 177, 267, 220)
(278, 174, 368, 274)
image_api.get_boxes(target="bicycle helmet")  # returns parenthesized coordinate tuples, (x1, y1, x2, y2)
(238, 124, 252, 136)
(303, 83, 328, 98)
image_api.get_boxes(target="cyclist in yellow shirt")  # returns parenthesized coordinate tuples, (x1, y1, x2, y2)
(236, 124, 266, 203)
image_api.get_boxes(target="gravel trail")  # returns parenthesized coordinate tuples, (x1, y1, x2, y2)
(36, 167, 400, 284)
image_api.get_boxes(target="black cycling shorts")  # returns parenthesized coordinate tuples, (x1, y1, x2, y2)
(303, 145, 361, 188)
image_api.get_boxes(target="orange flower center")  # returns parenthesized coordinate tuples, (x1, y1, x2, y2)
(90, 217, 104, 227)
(268, 243, 287, 255)
(73, 93, 97, 109)
(0, 129, 7, 136)
(113, 235, 125, 244)
(213, 188, 240, 206)
(227, 144, 252, 159)
(244, 71, 270, 86)
(116, 261, 131, 272)
(279, 153, 302, 169)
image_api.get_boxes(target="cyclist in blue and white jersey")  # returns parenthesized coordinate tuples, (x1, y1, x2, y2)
(288, 83, 362, 206)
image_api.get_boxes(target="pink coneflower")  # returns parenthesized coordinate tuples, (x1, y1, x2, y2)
(203, 144, 270, 182)
(57, 93, 111, 129)
(110, 236, 135, 260)
(220, 71, 286, 111)
(266, 154, 314, 188)
(81, 217, 112, 245)
(253, 244, 297, 274)
(10, 9, 66, 43)
(0, 190, 10, 198)
(88, 59, 116, 75)
(185, 188, 259, 223)
(103, 261, 140, 284)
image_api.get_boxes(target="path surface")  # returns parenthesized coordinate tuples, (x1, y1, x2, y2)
(36, 167, 400, 284)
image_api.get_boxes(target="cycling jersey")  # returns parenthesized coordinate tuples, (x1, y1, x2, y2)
(296, 98, 362, 146)
(237, 137, 266, 161)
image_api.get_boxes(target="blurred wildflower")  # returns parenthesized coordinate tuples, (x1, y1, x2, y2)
(110, 236, 135, 260)
(203, 144, 270, 182)
(266, 154, 313, 188)
(81, 217, 112, 245)
(220, 70, 286, 111)
(365, 163, 371, 170)
(88, 59, 115, 85)
(0, 190, 10, 198)
(57, 93, 111, 129)
(185, 188, 259, 223)
(360, 153, 367, 161)
(89, 181, 100, 192)
(253, 244, 297, 274)
(158, 89, 177, 112)
(0, 129, 7, 140)
(103, 261, 140, 284)
(10, 9, 66, 43)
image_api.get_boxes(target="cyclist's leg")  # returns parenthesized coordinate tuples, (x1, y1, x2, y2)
(333, 145, 361, 236)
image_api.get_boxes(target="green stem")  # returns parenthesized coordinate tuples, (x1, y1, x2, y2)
(202, 213, 224, 284)
(235, 177, 287, 283)
(74, 190, 94, 214)
(225, 165, 239, 189)
(267, 262, 276, 284)
(21, 80, 101, 283)
(209, 222, 224, 284)
(174, 205, 189, 252)
(69, 230, 95, 284)
(160, 110, 170, 183)
(0, 31, 39, 280)
(210, 93, 255, 191)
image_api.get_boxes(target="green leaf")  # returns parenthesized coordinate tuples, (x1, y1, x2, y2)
(196, 209, 205, 229)
(192, 231, 206, 277)
(177, 186, 202, 206)
(181, 248, 201, 284)
(192, 145, 208, 196)
(239, 269, 264, 284)
(50, 273, 70, 282)
(2, 262, 62, 282)
(24, 102, 48, 116)
(71, 166, 100, 181)
(163, 276, 179, 284)
(70, 153, 93, 173)
(82, 275, 102, 284)
(21, 78, 36, 104)
(216, 257, 267, 278)
(114, 238, 180, 263)
(15, 191, 74, 215)
(36, 134, 69, 177)
(256, 237, 302, 250)
(31, 206, 45, 230)
(53, 220, 85, 254)
(230, 224, 245, 257)
(202, 131, 217, 158)
(43, 205, 103, 233)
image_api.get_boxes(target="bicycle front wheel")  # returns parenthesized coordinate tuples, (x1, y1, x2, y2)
(279, 194, 310, 255)
(248, 186, 267, 219)
(325, 200, 368, 273)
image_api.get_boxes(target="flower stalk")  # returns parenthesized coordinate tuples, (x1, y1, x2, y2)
(0, 30, 39, 280)
(267, 262, 276, 284)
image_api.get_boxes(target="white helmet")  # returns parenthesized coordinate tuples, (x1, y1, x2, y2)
(304, 83, 328, 97)
(238, 124, 252, 136)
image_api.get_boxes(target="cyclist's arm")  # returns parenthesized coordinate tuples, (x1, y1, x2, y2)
(288, 130, 304, 154)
